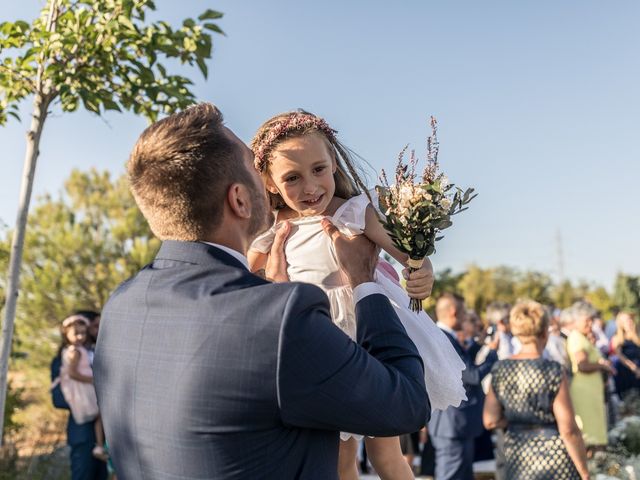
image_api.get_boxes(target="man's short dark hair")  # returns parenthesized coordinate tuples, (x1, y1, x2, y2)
(127, 103, 252, 240)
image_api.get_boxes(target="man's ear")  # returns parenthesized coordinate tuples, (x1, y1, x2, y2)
(227, 183, 252, 220)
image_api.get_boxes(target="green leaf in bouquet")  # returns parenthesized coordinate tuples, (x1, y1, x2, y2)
(462, 188, 477, 205)
(436, 218, 453, 229)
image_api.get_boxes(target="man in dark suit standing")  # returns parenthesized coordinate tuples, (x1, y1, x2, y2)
(428, 293, 499, 480)
(93, 103, 430, 480)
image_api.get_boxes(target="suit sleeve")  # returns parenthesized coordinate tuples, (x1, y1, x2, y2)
(442, 331, 498, 387)
(276, 284, 429, 437)
(461, 350, 498, 386)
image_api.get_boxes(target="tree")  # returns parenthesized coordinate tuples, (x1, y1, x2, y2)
(0, 0, 223, 442)
(513, 271, 553, 305)
(586, 286, 614, 319)
(551, 280, 577, 309)
(424, 267, 463, 315)
(458, 265, 498, 315)
(613, 273, 640, 313)
(3, 169, 159, 365)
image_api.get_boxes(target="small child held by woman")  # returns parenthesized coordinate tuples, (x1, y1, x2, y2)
(59, 314, 107, 460)
(248, 110, 466, 479)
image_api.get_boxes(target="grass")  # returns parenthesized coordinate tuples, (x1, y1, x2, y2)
(1, 356, 70, 480)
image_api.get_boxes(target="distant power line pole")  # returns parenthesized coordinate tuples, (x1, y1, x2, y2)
(556, 230, 565, 283)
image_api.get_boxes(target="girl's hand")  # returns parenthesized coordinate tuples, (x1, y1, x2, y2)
(402, 257, 434, 300)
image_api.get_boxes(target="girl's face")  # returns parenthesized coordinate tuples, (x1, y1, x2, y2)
(266, 133, 337, 217)
(66, 323, 87, 346)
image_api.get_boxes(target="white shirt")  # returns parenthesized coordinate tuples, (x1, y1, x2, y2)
(436, 321, 457, 338)
(200, 241, 381, 303)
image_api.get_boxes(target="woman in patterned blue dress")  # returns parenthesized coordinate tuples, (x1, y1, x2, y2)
(483, 301, 590, 480)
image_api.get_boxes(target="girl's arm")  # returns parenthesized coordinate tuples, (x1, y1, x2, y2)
(248, 249, 268, 276)
(553, 374, 590, 480)
(66, 347, 93, 384)
(482, 384, 507, 430)
(362, 205, 434, 299)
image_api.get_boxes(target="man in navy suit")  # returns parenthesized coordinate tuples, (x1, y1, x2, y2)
(428, 293, 499, 480)
(93, 103, 430, 479)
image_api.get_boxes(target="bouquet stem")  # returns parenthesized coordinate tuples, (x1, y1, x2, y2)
(407, 258, 425, 313)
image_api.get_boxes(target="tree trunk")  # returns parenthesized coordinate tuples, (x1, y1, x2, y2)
(0, 92, 49, 446)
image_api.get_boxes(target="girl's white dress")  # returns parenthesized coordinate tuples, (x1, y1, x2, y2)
(251, 193, 466, 439)
(60, 345, 100, 424)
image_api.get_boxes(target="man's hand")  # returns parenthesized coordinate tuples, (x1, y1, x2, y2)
(402, 257, 434, 299)
(265, 221, 291, 282)
(321, 219, 379, 288)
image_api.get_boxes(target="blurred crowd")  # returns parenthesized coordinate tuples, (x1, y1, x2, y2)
(51, 298, 638, 480)
(361, 296, 638, 479)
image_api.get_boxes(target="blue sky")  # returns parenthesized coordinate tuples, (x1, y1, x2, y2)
(2, 0, 639, 289)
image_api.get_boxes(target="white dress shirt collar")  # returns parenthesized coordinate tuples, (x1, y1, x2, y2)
(200, 242, 249, 270)
(436, 321, 457, 338)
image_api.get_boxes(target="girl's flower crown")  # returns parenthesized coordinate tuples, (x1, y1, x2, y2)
(62, 314, 89, 328)
(252, 111, 337, 172)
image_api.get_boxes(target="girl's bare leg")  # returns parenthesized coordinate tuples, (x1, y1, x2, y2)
(365, 436, 415, 480)
(338, 437, 360, 480)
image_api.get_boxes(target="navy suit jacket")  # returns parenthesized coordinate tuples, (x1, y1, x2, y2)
(428, 329, 497, 439)
(94, 241, 429, 479)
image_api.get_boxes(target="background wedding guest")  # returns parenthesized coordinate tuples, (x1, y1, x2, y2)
(461, 309, 483, 361)
(486, 301, 520, 360)
(604, 306, 621, 339)
(52, 313, 108, 480)
(567, 301, 615, 452)
(483, 300, 589, 480)
(479, 301, 515, 480)
(545, 307, 570, 370)
(611, 311, 640, 399)
(429, 293, 499, 480)
(592, 313, 610, 357)
(560, 306, 577, 338)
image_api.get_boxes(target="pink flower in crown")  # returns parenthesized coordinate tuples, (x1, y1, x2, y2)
(253, 112, 337, 172)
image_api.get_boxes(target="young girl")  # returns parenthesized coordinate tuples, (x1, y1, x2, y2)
(59, 314, 107, 460)
(248, 110, 466, 480)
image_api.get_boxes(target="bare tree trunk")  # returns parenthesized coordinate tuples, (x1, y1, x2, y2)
(0, 0, 59, 447)
(0, 93, 50, 446)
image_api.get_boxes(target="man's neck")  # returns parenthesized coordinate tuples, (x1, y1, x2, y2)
(205, 227, 248, 257)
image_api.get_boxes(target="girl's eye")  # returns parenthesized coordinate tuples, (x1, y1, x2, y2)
(314, 166, 327, 174)
(285, 175, 298, 183)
